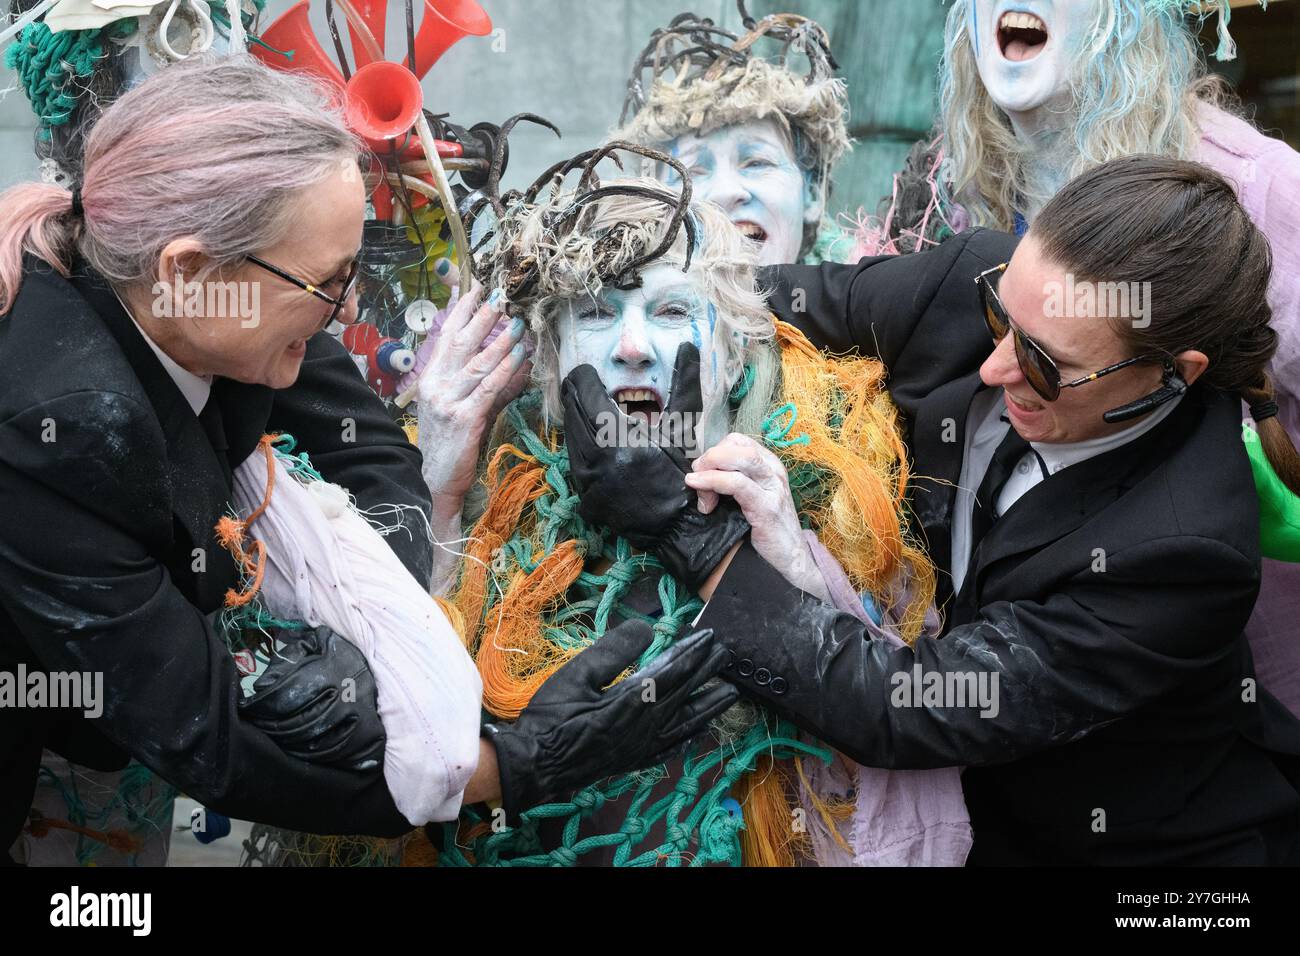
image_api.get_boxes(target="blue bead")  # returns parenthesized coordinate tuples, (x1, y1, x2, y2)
(192, 809, 232, 844)
(861, 591, 883, 625)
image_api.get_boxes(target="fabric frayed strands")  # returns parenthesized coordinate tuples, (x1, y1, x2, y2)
(1144, 0, 1267, 62)
(22, 758, 176, 866)
(241, 825, 407, 868)
(217, 432, 482, 830)
(853, 135, 967, 258)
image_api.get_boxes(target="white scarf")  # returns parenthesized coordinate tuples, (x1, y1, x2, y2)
(229, 442, 483, 826)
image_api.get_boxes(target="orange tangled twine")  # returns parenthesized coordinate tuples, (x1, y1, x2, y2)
(27, 812, 144, 856)
(769, 320, 936, 639)
(214, 434, 278, 609)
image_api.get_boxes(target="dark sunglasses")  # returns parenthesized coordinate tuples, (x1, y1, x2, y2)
(975, 262, 1158, 403)
(246, 253, 361, 330)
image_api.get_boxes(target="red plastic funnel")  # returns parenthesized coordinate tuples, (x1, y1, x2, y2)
(408, 0, 493, 78)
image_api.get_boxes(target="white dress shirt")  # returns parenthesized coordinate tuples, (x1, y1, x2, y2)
(125, 314, 212, 415)
(950, 386, 1184, 594)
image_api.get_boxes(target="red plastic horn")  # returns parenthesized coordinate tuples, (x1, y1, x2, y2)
(252, 1, 489, 220)
(345, 0, 492, 77)
(344, 0, 388, 69)
(250, 1, 346, 88)
(407, 0, 493, 78)
(345, 61, 427, 218)
(345, 61, 423, 153)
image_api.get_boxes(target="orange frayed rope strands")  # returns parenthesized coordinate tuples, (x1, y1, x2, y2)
(215, 434, 277, 610)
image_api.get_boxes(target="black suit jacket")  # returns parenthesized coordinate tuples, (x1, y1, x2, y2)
(0, 257, 435, 851)
(699, 229, 1300, 864)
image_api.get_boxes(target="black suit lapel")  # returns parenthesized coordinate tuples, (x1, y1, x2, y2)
(212, 376, 275, 470)
(69, 267, 242, 610)
(954, 392, 1205, 624)
(909, 369, 986, 612)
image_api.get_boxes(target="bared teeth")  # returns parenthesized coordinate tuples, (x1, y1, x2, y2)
(999, 11, 1046, 33)
(734, 221, 766, 240)
(615, 388, 657, 403)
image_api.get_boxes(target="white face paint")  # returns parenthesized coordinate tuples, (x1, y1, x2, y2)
(661, 118, 819, 266)
(973, 0, 1097, 116)
(555, 262, 738, 450)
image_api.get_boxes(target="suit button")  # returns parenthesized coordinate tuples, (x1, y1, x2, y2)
(754, 668, 771, 686)
(771, 676, 787, 694)
(737, 658, 755, 677)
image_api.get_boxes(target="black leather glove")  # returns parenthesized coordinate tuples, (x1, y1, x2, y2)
(562, 342, 750, 590)
(237, 625, 386, 773)
(484, 619, 739, 822)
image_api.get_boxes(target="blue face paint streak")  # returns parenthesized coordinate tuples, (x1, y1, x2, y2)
(663, 141, 684, 186)
(971, 0, 980, 58)
(707, 302, 717, 336)
(555, 263, 737, 449)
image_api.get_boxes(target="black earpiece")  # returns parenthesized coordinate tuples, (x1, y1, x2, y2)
(1102, 361, 1188, 424)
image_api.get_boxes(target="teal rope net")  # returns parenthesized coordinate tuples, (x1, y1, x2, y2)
(438, 393, 832, 867)
(5, 19, 135, 134)
(31, 759, 176, 866)
(4, 2, 271, 136)
(805, 218, 855, 266)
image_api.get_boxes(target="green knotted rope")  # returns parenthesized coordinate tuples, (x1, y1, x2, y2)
(5, 2, 273, 136)
(5, 19, 135, 134)
(34, 760, 176, 866)
(437, 393, 831, 867)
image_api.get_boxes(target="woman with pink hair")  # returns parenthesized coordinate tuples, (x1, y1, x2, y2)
(0, 53, 734, 865)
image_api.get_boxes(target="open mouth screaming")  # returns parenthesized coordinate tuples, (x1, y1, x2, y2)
(734, 220, 768, 246)
(998, 10, 1049, 62)
(613, 387, 665, 426)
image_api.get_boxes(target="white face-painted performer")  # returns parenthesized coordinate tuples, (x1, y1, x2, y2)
(610, 5, 851, 266)
(939, 0, 1272, 231)
(658, 120, 823, 267)
(969, 1, 1091, 116)
(964, 0, 1098, 215)
(406, 139, 967, 867)
(553, 260, 743, 452)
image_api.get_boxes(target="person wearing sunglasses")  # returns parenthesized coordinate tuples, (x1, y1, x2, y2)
(577, 155, 1300, 865)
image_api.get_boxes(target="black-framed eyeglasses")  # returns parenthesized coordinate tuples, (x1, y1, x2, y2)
(975, 262, 1158, 403)
(246, 253, 361, 330)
